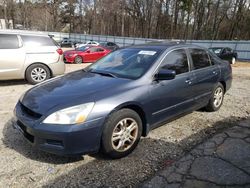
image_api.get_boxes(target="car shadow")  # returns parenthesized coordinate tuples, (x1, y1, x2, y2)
(2, 116, 246, 186)
(0, 80, 28, 86)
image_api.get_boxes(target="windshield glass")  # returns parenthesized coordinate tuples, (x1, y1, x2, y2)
(75, 46, 90, 51)
(210, 48, 222, 54)
(86, 48, 163, 79)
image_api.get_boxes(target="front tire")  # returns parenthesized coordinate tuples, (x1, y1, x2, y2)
(205, 83, 225, 112)
(74, 56, 83, 64)
(101, 109, 142, 159)
(25, 64, 51, 85)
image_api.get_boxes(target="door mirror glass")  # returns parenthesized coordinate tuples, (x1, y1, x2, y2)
(155, 69, 176, 81)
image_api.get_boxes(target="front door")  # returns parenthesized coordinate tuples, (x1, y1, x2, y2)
(148, 49, 196, 126)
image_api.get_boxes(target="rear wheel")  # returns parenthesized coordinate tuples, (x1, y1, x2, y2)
(205, 83, 224, 112)
(25, 64, 51, 84)
(74, 56, 83, 64)
(101, 109, 142, 159)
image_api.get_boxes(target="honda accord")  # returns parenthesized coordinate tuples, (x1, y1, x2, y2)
(13, 43, 232, 159)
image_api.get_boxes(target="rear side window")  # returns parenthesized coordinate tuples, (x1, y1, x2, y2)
(21, 35, 55, 47)
(160, 49, 189, 75)
(190, 49, 211, 70)
(0, 34, 19, 49)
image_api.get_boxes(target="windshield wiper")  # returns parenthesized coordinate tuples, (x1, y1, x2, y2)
(90, 70, 117, 78)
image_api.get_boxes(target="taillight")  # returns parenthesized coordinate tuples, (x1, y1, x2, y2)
(57, 48, 63, 55)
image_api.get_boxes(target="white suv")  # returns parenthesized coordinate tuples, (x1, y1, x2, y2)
(0, 32, 65, 84)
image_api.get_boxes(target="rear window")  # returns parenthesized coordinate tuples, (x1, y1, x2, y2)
(21, 35, 55, 47)
(0, 34, 19, 49)
(190, 49, 211, 70)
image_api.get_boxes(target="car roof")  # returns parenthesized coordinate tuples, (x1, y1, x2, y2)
(124, 42, 203, 51)
(0, 30, 50, 38)
(209, 47, 228, 49)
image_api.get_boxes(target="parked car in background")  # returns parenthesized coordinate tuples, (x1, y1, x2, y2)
(209, 47, 237, 64)
(64, 46, 111, 64)
(76, 40, 99, 48)
(60, 38, 74, 48)
(0, 32, 65, 84)
(99, 41, 119, 51)
(14, 43, 232, 158)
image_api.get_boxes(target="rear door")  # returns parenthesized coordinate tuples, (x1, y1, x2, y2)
(0, 34, 26, 79)
(189, 48, 220, 106)
(20, 35, 60, 65)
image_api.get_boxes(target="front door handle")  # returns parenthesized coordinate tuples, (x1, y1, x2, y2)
(212, 71, 218, 75)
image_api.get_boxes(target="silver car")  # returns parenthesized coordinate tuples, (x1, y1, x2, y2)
(0, 32, 65, 84)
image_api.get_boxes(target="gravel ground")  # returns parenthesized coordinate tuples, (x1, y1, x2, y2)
(0, 63, 249, 188)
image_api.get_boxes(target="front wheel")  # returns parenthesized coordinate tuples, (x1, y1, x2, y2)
(101, 109, 142, 159)
(74, 56, 83, 64)
(205, 83, 225, 112)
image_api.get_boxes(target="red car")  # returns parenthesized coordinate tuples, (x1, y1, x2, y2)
(63, 46, 111, 64)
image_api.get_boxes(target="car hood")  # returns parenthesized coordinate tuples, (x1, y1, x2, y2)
(21, 70, 130, 115)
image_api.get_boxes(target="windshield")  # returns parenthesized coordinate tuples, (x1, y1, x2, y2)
(86, 48, 163, 79)
(209, 48, 222, 54)
(75, 46, 90, 51)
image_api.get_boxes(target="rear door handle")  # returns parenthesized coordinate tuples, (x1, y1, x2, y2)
(185, 79, 192, 85)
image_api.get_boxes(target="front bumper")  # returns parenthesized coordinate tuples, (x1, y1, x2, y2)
(13, 102, 105, 156)
(63, 55, 75, 63)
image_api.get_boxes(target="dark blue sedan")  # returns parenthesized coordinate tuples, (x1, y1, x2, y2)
(13, 43, 232, 158)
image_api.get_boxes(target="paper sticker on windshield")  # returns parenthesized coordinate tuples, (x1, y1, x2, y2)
(138, 50, 156, 55)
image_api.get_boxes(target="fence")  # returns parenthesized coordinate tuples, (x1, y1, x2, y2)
(1, 29, 250, 61)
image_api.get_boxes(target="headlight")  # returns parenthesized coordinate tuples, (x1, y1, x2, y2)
(43, 102, 94, 125)
(68, 54, 74, 57)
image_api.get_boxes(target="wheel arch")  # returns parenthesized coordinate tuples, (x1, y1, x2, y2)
(109, 102, 148, 137)
(219, 80, 226, 92)
(24, 62, 53, 79)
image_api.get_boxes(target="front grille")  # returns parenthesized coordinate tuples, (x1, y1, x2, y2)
(20, 102, 42, 119)
(17, 120, 34, 143)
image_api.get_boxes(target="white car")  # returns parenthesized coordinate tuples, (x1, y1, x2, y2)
(0, 32, 65, 84)
(76, 41, 99, 48)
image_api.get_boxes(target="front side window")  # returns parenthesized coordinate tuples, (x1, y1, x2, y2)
(0, 34, 19, 49)
(160, 49, 189, 75)
(89, 47, 99, 52)
(87, 48, 163, 79)
(190, 49, 211, 70)
(76, 46, 90, 51)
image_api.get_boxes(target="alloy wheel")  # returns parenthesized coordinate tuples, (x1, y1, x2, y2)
(31, 67, 47, 82)
(111, 118, 138, 152)
(213, 87, 223, 108)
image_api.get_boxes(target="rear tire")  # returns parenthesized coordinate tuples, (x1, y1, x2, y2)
(101, 109, 142, 159)
(205, 83, 224, 112)
(74, 56, 83, 64)
(25, 64, 51, 85)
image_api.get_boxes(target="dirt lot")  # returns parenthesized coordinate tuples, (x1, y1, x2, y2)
(0, 62, 249, 187)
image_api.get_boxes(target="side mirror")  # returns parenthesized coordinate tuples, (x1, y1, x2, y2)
(86, 50, 90, 53)
(155, 69, 176, 81)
